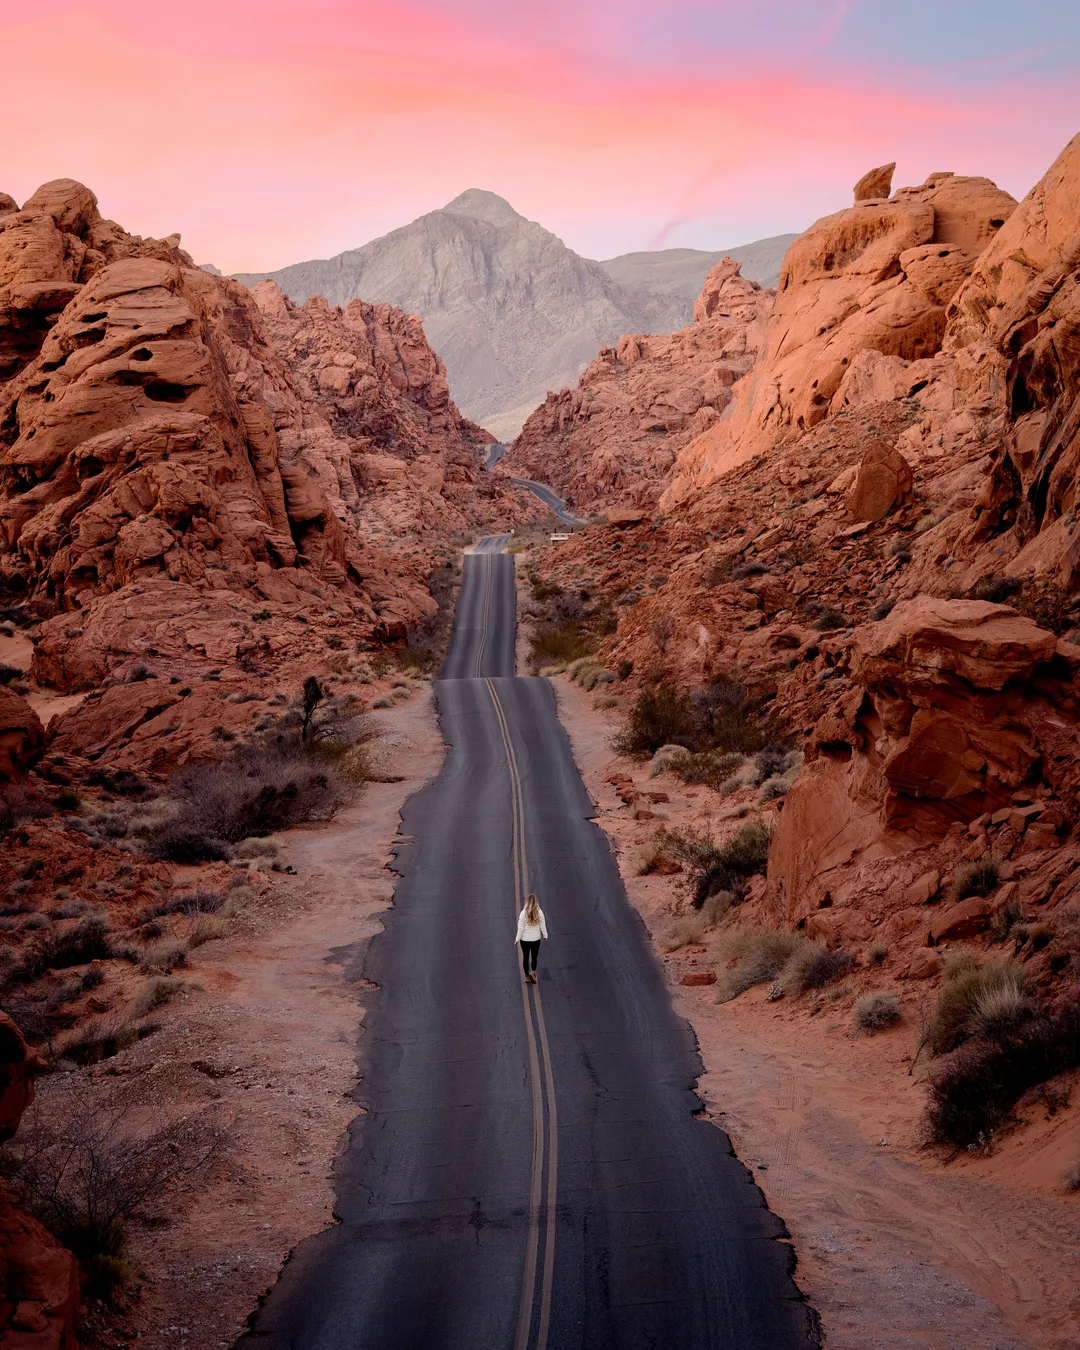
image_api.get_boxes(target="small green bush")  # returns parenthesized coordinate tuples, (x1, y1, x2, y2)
(612, 685, 700, 758)
(814, 609, 847, 632)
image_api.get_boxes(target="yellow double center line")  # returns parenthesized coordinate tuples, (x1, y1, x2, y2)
(473, 552, 494, 679)
(485, 678, 558, 1350)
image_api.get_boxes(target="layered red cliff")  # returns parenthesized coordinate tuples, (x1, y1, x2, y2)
(526, 135, 1080, 976)
(503, 258, 770, 512)
(0, 179, 529, 711)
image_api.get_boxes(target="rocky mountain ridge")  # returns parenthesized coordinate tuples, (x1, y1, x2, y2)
(522, 136, 1080, 1010)
(234, 191, 797, 440)
(503, 257, 772, 512)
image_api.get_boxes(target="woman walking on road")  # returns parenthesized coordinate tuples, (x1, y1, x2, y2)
(516, 893, 547, 983)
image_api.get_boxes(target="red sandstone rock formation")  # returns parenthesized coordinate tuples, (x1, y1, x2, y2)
(524, 133, 1080, 980)
(0, 688, 45, 781)
(0, 1014, 79, 1350)
(502, 258, 770, 512)
(0, 180, 528, 764)
(662, 169, 1018, 506)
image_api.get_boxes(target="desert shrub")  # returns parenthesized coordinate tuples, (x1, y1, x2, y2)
(853, 992, 902, 1035)
(694, 677, 777, 756)
(139, 888, 226, 922)
(927, 959, 1031, 1056)
(631, 839, 663, 876)
(648, 744, 692, 778)
(4, 1092, 225, 1299)
(529, 622, 594, 670)
(989, 899, 1023, 944)
(137, 939, 189, 973)
(674, 749, 746, 790)
(129, 976, 183, 1019)
(143, 735, 355, 862)
(700, 889, 736, 927)
(924, 996, 1080, 1150)
(616, 659, 633, 681)
(13, 917, 113, 982)
(784, 945, 856, 994)
(663, 915, 707, 951)
(968, 574, 1023, 605)
(0, 785, 53, 832)
(53, 1017, 157, 1068)
(657, 818, 773, 909)
(189, 916, 229, 947)
(871, 598, 896, 620)
(53, 788, 81, 813)
(730, 561, 767, 580)
(814, 609, 847, 632)
(613, 685, 700, 758)
(757, 776, 789, 803)
(1063, 1160, 1080, 1193)
(951, 856, 1000, 903)
(867, 942, 888, 965)
(715, 925, 807, 1001)
(964, 980, 1035, 1042)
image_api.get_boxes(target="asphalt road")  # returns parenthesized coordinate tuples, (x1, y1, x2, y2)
(242, 544, 818, 1350)
(509, 477, 586, 526)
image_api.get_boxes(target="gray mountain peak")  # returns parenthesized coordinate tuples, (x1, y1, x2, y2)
(441, 189, 524, 227)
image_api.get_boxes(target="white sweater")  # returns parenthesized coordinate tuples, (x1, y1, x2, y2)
(515, 907, 548, 943)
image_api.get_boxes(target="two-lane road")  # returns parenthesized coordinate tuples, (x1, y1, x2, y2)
(242, 544, 818, 1350)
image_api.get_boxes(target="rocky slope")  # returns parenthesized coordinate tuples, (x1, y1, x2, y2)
(0, 180, 529, 718)
(524, 135, 1080, 1009)
(502, 258, 771, 513)
(235, 191, 796, 440)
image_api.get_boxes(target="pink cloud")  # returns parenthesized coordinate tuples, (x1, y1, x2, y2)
(1, 3, 1075, 271)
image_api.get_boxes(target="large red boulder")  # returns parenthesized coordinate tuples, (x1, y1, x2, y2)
(0, 688, 45, 782)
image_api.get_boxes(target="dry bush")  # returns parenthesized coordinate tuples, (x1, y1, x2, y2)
(12, 916, 114, 983)
(852, 992, 903, 1036)
(784, 945, 856, 995)
(927, 959, 1032, 1056)
(53, 1016, 158, 1068)
(867, 942, 888, 965)
(129, 976, 184, 1018)
(137, 939, 189, 974)
(951, 856, 1000, 903)
(1062, 1160, 1080, 1193)
(714, 925, 807, 1001)
(924, 995, 1080, 1150)
(631, 838, 665, 876)
(4, 1090, 225, 1299)
(139, 888, 225, 923)
(663, 915, 707, 951)
(648, 744, 692, 778)
(189, 915, 229, 947)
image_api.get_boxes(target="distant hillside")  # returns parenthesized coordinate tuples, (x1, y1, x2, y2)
(234, 194, 799, 440)
(600, 233, 798, 299)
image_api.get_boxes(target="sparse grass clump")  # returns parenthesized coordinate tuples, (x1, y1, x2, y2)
(852, 992, 902, 1036)
(714, 925, 806, 1001)
(783, 945, 856, 995)
(927, 959, 1031, 1056)
(951, 856, 1000, 903)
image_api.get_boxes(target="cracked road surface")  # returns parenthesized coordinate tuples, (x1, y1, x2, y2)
(241, 543, 818, 1350)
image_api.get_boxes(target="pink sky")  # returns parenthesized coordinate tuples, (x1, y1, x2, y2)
(1, 1, 1077, 271)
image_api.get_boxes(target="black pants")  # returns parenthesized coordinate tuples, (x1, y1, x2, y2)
(520, 939, 540, 976)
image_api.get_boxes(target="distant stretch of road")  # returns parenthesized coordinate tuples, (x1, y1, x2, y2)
(242, 543, 817, 1350)
(509, 477, 586, 526)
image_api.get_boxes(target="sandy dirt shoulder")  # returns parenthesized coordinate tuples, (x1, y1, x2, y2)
(551, 673, 1080, 1350)
(40, 690, 444, 1350)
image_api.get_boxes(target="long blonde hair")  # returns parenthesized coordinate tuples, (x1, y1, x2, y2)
(524, 893, 541, 925)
